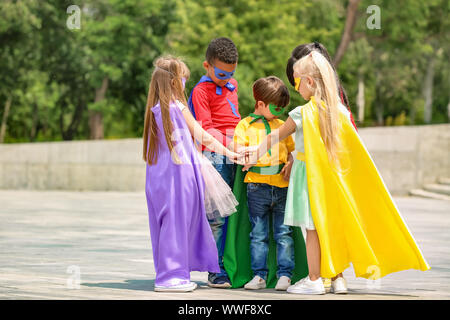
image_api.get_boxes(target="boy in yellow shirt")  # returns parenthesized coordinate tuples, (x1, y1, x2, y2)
(233, 76, 295, 290)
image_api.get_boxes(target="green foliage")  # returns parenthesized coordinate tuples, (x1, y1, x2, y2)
(0, 0, 448, 143)
(337, 0, 449, 126)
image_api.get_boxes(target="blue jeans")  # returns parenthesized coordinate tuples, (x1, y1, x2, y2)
(203, 151, 236, 278)
(246, 182, 294, 279)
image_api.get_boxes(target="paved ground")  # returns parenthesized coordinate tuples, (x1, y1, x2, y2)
(0, 190, 449, 300)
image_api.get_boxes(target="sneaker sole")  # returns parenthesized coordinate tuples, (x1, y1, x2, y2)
(275, 286, 289, 291)
(244, 286, 266, 290)
(331, 289, 348, 294)
(155, 283, 197, 292)
(208, 281, 231, 289)
(287, 289, 325, 295)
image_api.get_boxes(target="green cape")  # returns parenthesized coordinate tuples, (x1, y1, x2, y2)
(223, 165, 309, 288)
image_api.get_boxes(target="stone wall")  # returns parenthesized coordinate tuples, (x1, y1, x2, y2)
(0, 139, 144, 191)
(357, 124, 449, 194)
(0, 124, 448, 194)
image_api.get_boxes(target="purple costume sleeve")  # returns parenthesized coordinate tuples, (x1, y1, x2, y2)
(145, 101, 220, 287)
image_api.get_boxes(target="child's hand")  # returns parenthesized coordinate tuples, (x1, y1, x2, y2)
(226, 149, 246, 165)
(280, 161, 293, 181)
(281, 153, 294, 181)
(241, 147, 258, 172)
(237, 145, 258, 157)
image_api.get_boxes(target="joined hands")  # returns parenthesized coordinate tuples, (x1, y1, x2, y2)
(224, 146, 258, 167)
(229, 146, 293, 181)
(237, 146, 259, 170)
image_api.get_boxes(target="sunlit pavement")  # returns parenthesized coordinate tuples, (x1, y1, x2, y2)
(0, 190, 448, 300)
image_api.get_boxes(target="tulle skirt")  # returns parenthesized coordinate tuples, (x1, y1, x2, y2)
(199, 153, 239, 219)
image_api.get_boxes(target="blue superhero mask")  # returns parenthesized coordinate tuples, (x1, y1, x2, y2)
(213, 65, 236, 80)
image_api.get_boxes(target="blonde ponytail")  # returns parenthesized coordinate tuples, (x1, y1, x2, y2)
(294, 52, 341, 165)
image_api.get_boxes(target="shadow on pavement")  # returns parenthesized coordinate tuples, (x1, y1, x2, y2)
(82, 279, 156, 291)
(81, 281, 418, 298)
(347, 289, 418, 298)
(82, 280, 210, 292)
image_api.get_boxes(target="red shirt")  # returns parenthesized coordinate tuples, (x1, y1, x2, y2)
(190, 78, 241, 150)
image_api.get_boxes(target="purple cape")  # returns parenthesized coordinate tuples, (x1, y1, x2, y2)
(145, 101, 220, 287)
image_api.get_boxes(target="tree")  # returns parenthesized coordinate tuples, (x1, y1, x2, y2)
(0, 0, 41, 142)
(420, 0, 449, 123)
(1, 0, 448, 143)
(79, 0, 171, 139)
(334, 0, 361, 67)
(34, 0, 91, 141)
(338, 0, 449, 126)
(168, 0, 345, 117)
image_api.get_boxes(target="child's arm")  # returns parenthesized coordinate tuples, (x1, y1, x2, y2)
(181, 107, 244, 163)
(191, 86, 229, 147)
(243, 117, 296, 171)
(229, 141, 246, 153)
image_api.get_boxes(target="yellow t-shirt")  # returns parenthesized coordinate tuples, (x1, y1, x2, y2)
(233, 116, 295, 188)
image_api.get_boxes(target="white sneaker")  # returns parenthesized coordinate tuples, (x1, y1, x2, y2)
(244, 275, 266, 290)
(287, 276, 325, 295)
(275, 276, 291, 291)
(154, 281, 197, 292)
(330, 277, 348, 294)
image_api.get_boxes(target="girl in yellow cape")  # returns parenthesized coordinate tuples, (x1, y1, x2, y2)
(242, 51, 430, 295)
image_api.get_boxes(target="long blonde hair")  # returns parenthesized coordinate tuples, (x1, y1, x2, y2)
(143, 56, 190, 165)
(294, 51, 340, 164)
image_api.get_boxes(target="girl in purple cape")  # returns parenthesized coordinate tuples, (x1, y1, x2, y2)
(142, 56, 244, 292)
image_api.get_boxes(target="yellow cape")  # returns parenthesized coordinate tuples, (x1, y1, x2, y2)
(302, 96, 430, 279)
